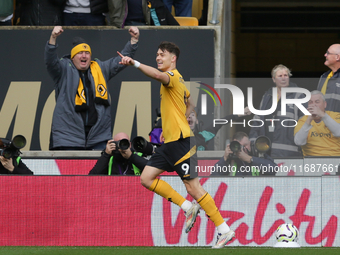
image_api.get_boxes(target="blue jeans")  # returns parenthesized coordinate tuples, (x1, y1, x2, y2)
(63, 12, 106, 26)
(162, 0, 192, 17)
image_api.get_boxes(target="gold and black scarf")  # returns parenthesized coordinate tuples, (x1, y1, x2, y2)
(75, 61, 109, 111)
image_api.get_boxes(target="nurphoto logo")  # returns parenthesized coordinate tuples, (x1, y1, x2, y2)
(198, 83, 311, 128)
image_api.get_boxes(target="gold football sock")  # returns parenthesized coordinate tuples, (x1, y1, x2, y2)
(149, 179, 186, 207)
(197, 192, 225, 227)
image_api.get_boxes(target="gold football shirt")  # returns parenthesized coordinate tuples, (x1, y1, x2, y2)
(160, 69, 192, 143)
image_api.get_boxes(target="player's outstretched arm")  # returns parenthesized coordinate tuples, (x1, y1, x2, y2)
(117, 51, 170, 85)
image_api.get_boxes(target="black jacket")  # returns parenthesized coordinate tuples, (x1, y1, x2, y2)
(0, 157, 34, 175)
(89, 150, 147, 175)
(148, 0, 179, 25)
(317, 68, 340, 112)
(16, 0, 64, 25)
(90, 0, 108, 14)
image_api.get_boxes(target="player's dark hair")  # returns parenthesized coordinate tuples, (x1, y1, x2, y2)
(232, 131, 248, 142)
(158, 41, 180, 61)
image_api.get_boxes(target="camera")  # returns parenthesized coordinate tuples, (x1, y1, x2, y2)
(132, 136, 159, 155)
(111, 139, 130, 151)
(228, 140, 242, 160)
(251, 136, 271, 157)
(0, 135, 26, 159)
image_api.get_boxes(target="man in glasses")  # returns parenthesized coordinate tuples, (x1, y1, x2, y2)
(317, 44, 340, 112)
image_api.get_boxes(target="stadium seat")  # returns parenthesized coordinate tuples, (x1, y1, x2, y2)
(174, 17, 199, 26)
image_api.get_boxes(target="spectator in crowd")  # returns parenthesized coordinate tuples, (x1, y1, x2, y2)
(211, 132, 277, 177)
(107, 0, 179, 28)
(124, 0, 149, 26)
(294, 90, 340, 157)
(0, 0, 13, 26)
(163, 0, 192, 17)
(63, 0, 108, 26)
(317, 44, 340, 112)
(188, 107, 251, 151)
(15, 0, 63, 25)
(89, 132, 148, 175)
(44, 26, 139, 150)
(0, 138, 33, 175)
(249, 64, 305, 158)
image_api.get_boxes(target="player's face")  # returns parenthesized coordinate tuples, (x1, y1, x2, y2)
(272, 69, 289, 88)
(156, 49, 174, 71)
(72, 51, 91, 71)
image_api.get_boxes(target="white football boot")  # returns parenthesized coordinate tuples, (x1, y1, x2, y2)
(212, 230, 235, 248)
(184, 202, 201, 233)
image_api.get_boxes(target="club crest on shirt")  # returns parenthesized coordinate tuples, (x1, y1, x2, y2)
(179, 77, 184, 84)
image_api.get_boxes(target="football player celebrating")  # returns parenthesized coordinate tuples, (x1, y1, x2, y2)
(117, 41, 235, 248)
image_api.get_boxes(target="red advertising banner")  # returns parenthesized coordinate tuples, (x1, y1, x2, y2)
(0, 176, 153, 246)
(0, 176, 338, 247)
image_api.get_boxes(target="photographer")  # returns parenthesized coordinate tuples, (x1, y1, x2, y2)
(88, 132, 148, 176)
(0, 138, 33, 175)
(211, 132, 277, 177)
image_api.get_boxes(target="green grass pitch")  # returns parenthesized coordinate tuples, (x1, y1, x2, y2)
(0, 247, 340, 255)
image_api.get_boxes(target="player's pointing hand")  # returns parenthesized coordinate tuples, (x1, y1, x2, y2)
(117, 51, 134, 66)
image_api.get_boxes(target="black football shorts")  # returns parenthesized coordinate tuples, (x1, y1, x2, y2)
(146, 137, 198, 180)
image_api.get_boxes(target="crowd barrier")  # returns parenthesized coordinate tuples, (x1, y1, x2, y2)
(0, 176, 338, 247)
(21, 151, 340, 176)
